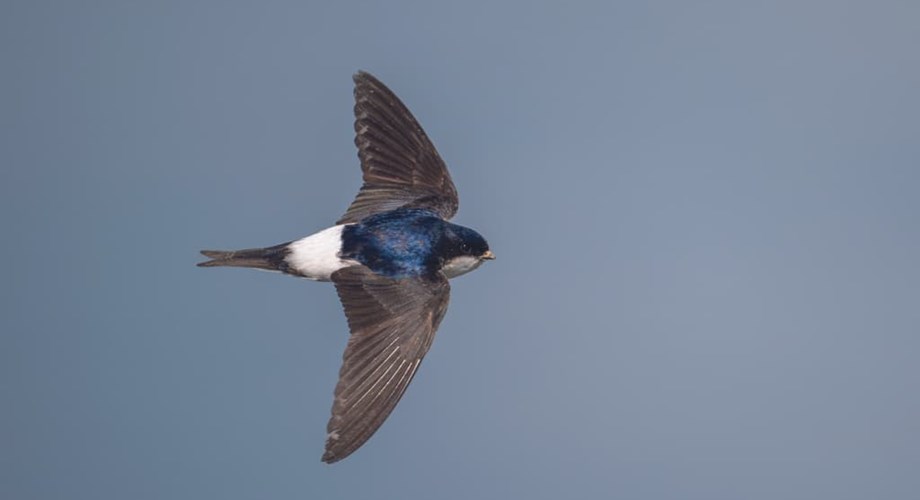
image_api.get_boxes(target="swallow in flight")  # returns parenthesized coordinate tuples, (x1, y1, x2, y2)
(198, 71, 494, 463)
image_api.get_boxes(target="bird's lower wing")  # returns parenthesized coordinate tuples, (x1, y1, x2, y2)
(324, 266, 450, 463)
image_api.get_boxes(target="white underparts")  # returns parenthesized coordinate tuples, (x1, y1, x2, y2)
(442, 255, 483, 279)
(285, 225, 352, 281)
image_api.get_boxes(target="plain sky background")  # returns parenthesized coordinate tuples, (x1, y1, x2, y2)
(3, 1, 918, 499)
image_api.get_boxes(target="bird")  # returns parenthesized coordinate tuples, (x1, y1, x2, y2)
(197, 71, 494, 463)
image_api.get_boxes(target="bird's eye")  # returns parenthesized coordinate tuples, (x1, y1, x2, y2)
(460, 243, 470, 252)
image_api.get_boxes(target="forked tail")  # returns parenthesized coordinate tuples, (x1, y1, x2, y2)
(197, 243, 292, 272)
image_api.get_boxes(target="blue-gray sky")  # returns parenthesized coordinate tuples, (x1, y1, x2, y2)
(3, 1, 919, 499)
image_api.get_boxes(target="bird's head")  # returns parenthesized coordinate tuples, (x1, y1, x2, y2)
(439, 224, 494, 278)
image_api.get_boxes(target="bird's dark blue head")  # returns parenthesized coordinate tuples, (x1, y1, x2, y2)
(438, 223, 491, 260)
(435, 223, 494, 279)
(340, 208, 493, 279)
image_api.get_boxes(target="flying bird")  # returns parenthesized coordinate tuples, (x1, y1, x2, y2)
(198, 71, 494, 463)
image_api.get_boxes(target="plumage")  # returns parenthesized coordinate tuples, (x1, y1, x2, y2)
(198, 71, 492, 464)
(338, 72, 459, 223)
(286, 225, 350, 281)
(324, 266, 450, 463)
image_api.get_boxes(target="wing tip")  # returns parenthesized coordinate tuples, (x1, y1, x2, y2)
(321, 428, 348, 464)
(321, 445, 347, 464)
(353, 69, 376, 85)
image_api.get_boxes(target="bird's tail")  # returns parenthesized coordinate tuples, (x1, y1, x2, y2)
(197, 243, 292, 272)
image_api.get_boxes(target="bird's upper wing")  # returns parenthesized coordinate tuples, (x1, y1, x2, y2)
(323, 265, 451, 463)
(336, 71, 459, 224)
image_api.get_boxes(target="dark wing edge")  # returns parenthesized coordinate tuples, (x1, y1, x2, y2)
(336, 71, 459, 224)
(323, 266, 451, 463)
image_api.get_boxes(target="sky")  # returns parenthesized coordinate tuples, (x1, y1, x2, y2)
(2, 1, 919, 499)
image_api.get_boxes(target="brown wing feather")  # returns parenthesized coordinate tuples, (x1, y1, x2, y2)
(337, 71, 459, 224)
(323, 266, 451, 463)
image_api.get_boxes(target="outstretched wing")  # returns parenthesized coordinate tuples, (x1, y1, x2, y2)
(324, 266, 451, 463)
(337, 71, 459, 224)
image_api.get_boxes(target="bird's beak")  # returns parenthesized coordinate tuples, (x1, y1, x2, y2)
(481, 250, 496, 260)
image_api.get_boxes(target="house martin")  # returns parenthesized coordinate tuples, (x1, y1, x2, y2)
(198, 71, 494, 463)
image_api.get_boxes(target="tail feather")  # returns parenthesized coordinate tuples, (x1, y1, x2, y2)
(197, 243, 292, 272)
